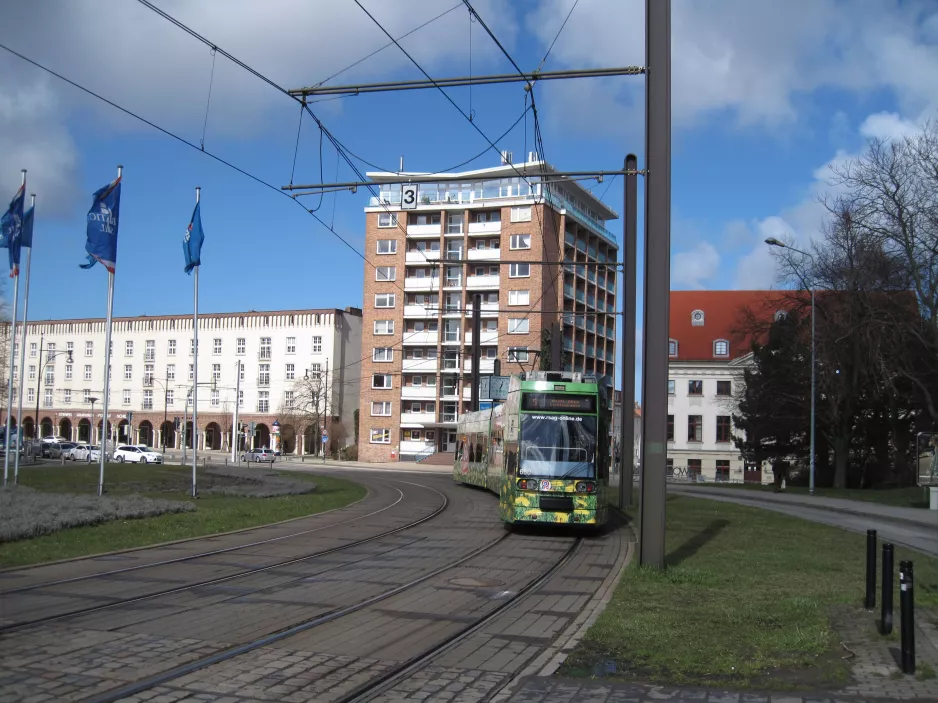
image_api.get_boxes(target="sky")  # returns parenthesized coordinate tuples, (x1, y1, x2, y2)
(1, 0, 937, 396)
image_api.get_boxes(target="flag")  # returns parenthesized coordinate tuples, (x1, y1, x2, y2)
(183, 201, 204, 274)
(80, 176, 121, 272)
(0, 184, 24, 277)
(21, 204, 34, 248)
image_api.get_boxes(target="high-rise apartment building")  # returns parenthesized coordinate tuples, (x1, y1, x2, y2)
(359, 156, 619, 462)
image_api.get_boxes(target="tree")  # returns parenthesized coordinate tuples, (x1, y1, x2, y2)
(285, 371, 329, 455)
(732, 309, 811, 490)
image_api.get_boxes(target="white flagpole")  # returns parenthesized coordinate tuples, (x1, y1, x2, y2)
(98, 165, 121, 497)
(14, 193, 35, 483)
(3, 170, 24, 487)
(192, 186, 200, 498)
(231, 358, 240, 463)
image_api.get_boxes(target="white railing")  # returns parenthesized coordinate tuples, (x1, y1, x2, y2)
(404, 278, 440, 291)
(407, 224, 442, 236)
(403, 304, 437, 318)
(406, 250, 441, 263)
(401, 386, 438, 400)
(463, 358, 495, 374)
(467, 248, 501, 261)
(466, 275, 500, 289)
(468, 220, 501, 235)
(465, 330, 499, 345)
(402, 331, 439, 345)
(400, 412, 435, 425)
(465, 301, 499, 317)
(402, 358, 440, 372)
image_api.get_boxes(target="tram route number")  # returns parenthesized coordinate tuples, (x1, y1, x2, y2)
(401, 184, 418, 210)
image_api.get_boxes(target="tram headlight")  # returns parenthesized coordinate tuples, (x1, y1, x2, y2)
(575, 481, 596, 493)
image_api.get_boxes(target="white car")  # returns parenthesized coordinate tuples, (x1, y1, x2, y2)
(113, 445, 162, 464)
(68, 444, 109, 462)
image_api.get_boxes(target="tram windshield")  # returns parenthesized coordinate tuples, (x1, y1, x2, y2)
(519, 413, 597, 478)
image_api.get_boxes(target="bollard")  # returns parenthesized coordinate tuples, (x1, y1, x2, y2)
(865, 530, 877, 609)
(900, 560, 915, 674)
(881, 543, 894, 635)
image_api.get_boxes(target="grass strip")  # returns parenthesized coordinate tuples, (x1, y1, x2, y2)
(560, 495, 938, 689)
(690, 482, 930, 509)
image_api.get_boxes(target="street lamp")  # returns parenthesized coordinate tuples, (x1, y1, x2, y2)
(766, 237, 817, 495)
(88, 396, 99, 448)
(305, 368, 324, 459)
(148, 377, 171, 456)
(35, 341, 73, 440)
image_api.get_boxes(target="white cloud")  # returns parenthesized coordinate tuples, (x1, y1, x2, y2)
(672, 241, 720, 289)
(859, 111, 921, 141)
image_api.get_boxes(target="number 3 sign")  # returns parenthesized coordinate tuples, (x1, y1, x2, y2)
(401, 184, 418, 210)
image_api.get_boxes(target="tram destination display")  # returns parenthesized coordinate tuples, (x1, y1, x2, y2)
(521, 393, 597, 413)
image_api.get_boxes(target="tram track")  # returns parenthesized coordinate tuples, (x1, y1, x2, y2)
(0, 479, 448, 633)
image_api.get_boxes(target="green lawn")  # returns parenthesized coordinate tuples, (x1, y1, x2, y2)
(693, 482, 931, 509)
(0, 464, 365, 568)
(561, 496, 938, 689)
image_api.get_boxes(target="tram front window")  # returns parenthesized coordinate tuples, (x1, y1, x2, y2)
(519, 414, 597, 478)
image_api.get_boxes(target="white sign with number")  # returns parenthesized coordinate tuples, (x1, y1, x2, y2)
(401, 184, 418, 210)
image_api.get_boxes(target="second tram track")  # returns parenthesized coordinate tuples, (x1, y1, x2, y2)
(0, 479, 448, 633)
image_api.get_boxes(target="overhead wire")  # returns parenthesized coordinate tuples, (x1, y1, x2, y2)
(536, 0, 580, 72)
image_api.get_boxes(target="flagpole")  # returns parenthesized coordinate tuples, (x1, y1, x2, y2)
(192, 186, 200, 499)
(3, 170, 24, 487)
(13, 194, 34, 483)
(98, 165, 121, 497)
(232, 358, 240, 463)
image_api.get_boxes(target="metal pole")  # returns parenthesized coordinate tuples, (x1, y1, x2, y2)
(470, 294, 482, 412)
(99, 270, 115, 496)
(638, 0, 670, 569)
(809, 287, 816, 494)
(900, 560, 915, 674)
(34, 335, 42, 440)
(620, 154, 638, 509)
(3, 250, 20, 485)
(881, 542, 894, 635)
(14, 239, 31, 482)
(191, 186, 200, 498)
(323, 359, 329, 462)
(162, 384, 167, 457)
(865, 529, 877, 610)
(183, 391, 188, 466)
(232, 359, 240, 463)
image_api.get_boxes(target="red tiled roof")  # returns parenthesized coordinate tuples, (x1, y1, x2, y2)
(669, 290, 794, 362)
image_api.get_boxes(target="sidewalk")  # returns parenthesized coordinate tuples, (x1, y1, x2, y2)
(670, 484, 937, 528)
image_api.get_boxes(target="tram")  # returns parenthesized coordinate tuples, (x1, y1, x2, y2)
(453, 371, 612, 525)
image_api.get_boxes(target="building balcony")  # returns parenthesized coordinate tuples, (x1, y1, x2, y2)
(406, 250, 441, 263)
(467, 248, 501, 261)
(404, 278, 441, 292)
(402, 358, 440, 373)
(464, 330, 499, 345)
(463, 358, 495, 374)
(407, 224, 442, 237)
(401, 385, 438, 400)
(464, 301, 499, 317)
(443, 277, 463, 288)
(467, 220, 501, 235)
(400, 412, 436, 425)
(441, 334, 462, 345)
(466, 274, 499, 290)
(403, 304, 437, 318)
(402, 331, 439, 345)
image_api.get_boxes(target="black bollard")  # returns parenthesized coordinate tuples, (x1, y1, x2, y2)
(900, 560, 915, 674)
(866, 530, 877, 610)
(881, 543, 894, 635)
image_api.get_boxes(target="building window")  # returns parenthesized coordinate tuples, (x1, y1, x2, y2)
(213, 338, 222, 355)
(257, 391, 269, 413)
(188, 364, 194, 381)
(508, 318, 530, 334)
(376, 266, 396, 281)
(688, 458, 702, 478)
(66, 341, 74, 355)
(716, 380, 731, 396)
(47, 342, 55, 354)
(284, 390, 294, 408)
(65, 364, 73, 380)
(145, 340, 155, 361)
(125, 340, 134, 356)
(212, 364, 221, 382)
(285, 363, 295, 380)
(64, 389, 71, 405)
(509, 233, 531, 250)
(372, 374, 393, 389)
(124, 364, 132, 380)
(713, 339, 729, 357)
(310, 363, 322, 372)
(691, 309, 705, 326)
(123, 389, 131, 405)
(30, 342, 37, 358)
(27, 365, 35, 381)
(509, 263, 530, 278)
(239, 362, 245, 381)
(688, 415, 702, 442)
(238, 390, 243, 407)
(373, 347, 393, 362)
(140, 390, 152, 409)
(286, 337, 296, 354)
(44, 368, 54, 385)
(377, 213, 398, 228)
(374, 320, 395, 335)
(510, 205, 532, 223)
(167, 390, 174, 405)
(668, 379, 675, 395)
(260, 337, 271, 359)
(44, 389, 53, 408)
(668, 339, 678, 357)
(166, 364, 176, 381)
(667, 415, 674, 441)
(370, 428, 391, 444)
(168, 339, 176, 356)
(211, 390, 219, 407)
(371, 401, 392, 416)
(236, 337, 245, 355)
(27, 388, 34, 404)
(505, 290, 530, 307)
(716, 460, 730, 481)
(312, 336, 322, 353)
(375, 293, 396, 308)
(377, 239, 397, 254)
(259, 364, 270, 386)
(83, 388, 90, 403)
(82, 365, 91, 381)
(83, 341, 93, 357)
(716, 416, 732, 443)
(688, 380, 703, 396)
(507, 347, 529, 362)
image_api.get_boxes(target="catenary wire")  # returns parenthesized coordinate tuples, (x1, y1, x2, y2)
(536, 0, 580, 72)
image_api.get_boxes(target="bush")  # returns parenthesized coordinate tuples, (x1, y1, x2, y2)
(0, 486, 195, 542)
(341, 445, 358, 461)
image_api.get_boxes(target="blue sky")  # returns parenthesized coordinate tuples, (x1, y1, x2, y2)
(2, 0, 937, 395)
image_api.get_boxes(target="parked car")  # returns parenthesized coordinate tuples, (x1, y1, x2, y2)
(241, 447, 276, 463)
(66, 444, 88, 461)
(113, 445, 163, 464)
(49, 442, 77, 459)
(68, 444, 110, 462)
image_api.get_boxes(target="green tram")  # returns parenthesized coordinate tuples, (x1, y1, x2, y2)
(453, 371, 613, 525)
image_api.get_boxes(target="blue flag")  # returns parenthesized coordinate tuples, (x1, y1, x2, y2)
(0, 183, 25, 278)
(80, 176, 121, 272)
(183, 201, 204, 274)
(21, 204, 34, 248)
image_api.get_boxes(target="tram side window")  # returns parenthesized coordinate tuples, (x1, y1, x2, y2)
(455, 441, 463, 460)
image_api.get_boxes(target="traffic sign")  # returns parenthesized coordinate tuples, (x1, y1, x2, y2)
(401, 184, 418, 210)
(321, 434, 329, 443)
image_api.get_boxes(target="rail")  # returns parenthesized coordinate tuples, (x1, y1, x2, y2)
(414, 445, 436, 463)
